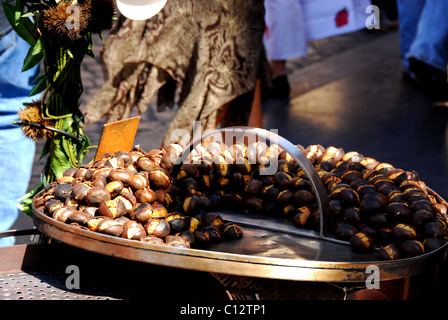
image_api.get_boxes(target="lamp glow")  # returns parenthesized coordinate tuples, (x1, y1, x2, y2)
(116, 0, 168, 20)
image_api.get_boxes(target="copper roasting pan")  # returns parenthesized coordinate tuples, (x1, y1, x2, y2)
(31, 128, 448, 284)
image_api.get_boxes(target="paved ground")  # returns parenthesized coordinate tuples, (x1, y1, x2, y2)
(11, 24, 448, 249)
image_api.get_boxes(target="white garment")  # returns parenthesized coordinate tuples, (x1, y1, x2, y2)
(264, 0, 307, 61)
(264, 0, 372, 61)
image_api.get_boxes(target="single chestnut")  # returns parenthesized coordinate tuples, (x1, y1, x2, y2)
(145, 218, 170, 238)
(293, 190, 315, 206)
(97, 219, 124, 237)
(98, 198, 127, 219)
(204, 226, 222, 242)
(392, 223, 417, 240)
(71, 182, 91, 201)
(423, 237, 446, 252)
(151, 203, 168, 219)
(67, 210, 91, 225)
(134, 188, 157, 204)
(277, 190, 294, 205)
(109, 168, 134, 186)
(350, 232, 372, 252)
(142, 235, 164, 245)
(379, 243, 400, 260)
(121, 221, 146, 240)
(129, 172, 149, 190)
(422, 221, 446, 238)
(183, 195, 202, 215)
(114, 193, 136, 214)
(261, 184, 279, 200)
(334, 222, 357, 241)
(166, 213, 190, 233)
(400, 239, 424, 257)
(52, 206, 76, 223)
(131, 203, 154, 224)
(245, 179, 263, 196)
(105, 180, 124, 198)
(293, 207, 311, 227)
(54, 183, 73, 201)
(204, 212, 223, 228)
(274, 171, 292, 189)
(222, 223, 243, 239)
(340, 187, 360, 206)
(165, 235, 190, 248)
(154, 189, 173, 207)
(359, 192, 388, 214)
(244, 197, 264, 213)
(344, 207, 361, 225)
(86, 187, 111, 206)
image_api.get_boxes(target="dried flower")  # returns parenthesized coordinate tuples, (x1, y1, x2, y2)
(42, 0, 90, 40)
(18, 101, 54, 140)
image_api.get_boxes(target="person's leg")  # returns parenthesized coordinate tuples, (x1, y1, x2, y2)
(0, 125, 35, 246)
(0, 32, 39, 246)
(406, 0, 448, 73)
(396, 0, 425, 72)
(264, 0, 306, 98)
(406, 0, 448, 100)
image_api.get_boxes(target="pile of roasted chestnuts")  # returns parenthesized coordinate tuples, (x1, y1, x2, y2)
(168, 140, 448, 260)
(34, 145, 243, 249)
(34, 136, 448, 260)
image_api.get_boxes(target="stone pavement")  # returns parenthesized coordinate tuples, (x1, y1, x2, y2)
(11, 26, 448, 246)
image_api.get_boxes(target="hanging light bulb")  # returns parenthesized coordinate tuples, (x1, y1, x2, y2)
(116, 0, 168, 20)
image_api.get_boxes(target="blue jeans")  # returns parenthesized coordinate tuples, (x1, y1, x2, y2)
(397, 0, 448, 73)
(0, 32, 38, 246)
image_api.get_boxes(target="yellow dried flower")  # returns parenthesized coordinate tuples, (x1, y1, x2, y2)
(18, 101, 54, 140)
(42, 0, 90, 40)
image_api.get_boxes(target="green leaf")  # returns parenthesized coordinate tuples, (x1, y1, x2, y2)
(2, 1, 36, 46)
(50, 140, 71, 178)
(28, 74, 47, 97)
(22, 38, 43, 71)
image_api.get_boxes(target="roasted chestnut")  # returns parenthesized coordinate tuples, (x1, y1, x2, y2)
(108, 168, 134, 186)
(350, 232, 372, 252)
(85, 187, 111, 206)
(222, 223, 243, 239)
(130, 203, 154, 224)
(71, 182, 91, 201)
(134, 188, 157, 204)
(121, 221, 146, 240)
(334, 222, 357, 241)
(98, 198, 127, 219)
(105, 180, 124, 197)
(400, 239, 424, 257)
(52, 206, 76, 223)
(145, 218, 170, 238)
(392, 223, 416, 240)
(97, 219, 124, 237)
(165, 235, 190, 248)
(378, 243, 400, 260)
(293, 206, 311, 227)
(54, 183, 73, 201)
(166, 213, 190, 233)
(129, 172, 149, 190)
(422, 221, 446, 238)
(142, 235, 164, 245)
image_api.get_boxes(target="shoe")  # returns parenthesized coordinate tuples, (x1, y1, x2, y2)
(271, 75, 290, 99)
(408, 58, 448, 102)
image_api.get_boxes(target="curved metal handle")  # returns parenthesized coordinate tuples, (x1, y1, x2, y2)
(170, 126, 330, 237)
